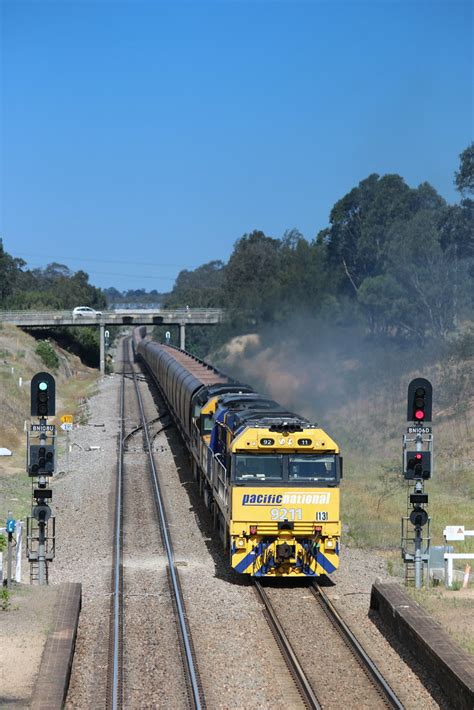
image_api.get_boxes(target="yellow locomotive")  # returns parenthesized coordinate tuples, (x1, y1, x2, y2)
(135, 330, 342, 577)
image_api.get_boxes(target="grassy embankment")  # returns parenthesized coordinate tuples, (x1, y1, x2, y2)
(0, 324, 99, 524)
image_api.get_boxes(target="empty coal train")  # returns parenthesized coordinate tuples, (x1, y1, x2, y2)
(134, 328, 342, 578)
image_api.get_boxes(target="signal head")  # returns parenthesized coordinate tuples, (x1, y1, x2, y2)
(404, 451, 431, 480)
(31, 372, 56, 417)
(407, 378, 432, 423)
(409, 505, 428, 528)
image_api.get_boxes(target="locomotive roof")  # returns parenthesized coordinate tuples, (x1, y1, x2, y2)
(229, 410, 309, 432)
(217, 393, 279, 408)
(193, 383, 254, 407)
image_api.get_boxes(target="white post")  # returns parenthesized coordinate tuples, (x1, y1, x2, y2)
(15, 522, 22, 583)
(66, 431, 70, 475)
(100, 323, 105, 374)
(446, 555, 454, 587)
(444, 553, 474, 587)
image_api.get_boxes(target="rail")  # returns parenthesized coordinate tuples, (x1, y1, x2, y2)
(254, 581, 321, 709)
(107, 345, 126, 708)
(311, 583, 403, 709)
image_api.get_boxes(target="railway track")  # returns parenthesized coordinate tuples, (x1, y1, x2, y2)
(310, 583, 403, 708)
(255, 580, 404, 709)
(106, 338, 204, 709)
(254, 581, 321, 709)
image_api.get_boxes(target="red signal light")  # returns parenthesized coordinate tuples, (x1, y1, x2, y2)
(415, 453, 422, 460)
(415, 409, 425, 420)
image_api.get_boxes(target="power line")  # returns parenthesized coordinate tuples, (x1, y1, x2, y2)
(29, 268, 176, 281)
(16, 251, 190, 270)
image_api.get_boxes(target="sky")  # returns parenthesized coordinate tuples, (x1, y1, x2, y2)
(1, 0, 472, 293)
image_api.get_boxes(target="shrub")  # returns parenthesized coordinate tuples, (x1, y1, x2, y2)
(1, 588, 10, 611)
(35, 340, 59, 370)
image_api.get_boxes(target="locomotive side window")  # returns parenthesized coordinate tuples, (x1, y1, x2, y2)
(216, 422, 227, 453)
(235, 454, 283, 481)
(288, 455, 337, 483)
(201, 414, 214, 434)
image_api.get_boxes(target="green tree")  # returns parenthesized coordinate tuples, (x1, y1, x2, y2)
(455, 142, 474, 197)
(163, 260, 225, 308)
(387, 210, 458, 338)
(224, 230, 282, 326)
(0, 239, 26, 302)
(324, 175, 446, 299)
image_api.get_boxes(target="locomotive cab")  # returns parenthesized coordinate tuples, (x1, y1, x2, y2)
(228, 424, 342, 577)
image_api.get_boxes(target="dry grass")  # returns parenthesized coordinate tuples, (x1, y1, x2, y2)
(407, 586, 474, 655)
(0, 325, 99, 521)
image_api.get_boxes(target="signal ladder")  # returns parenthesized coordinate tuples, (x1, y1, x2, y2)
(26, 517, 56, 584)
(401, 488, 431, 587)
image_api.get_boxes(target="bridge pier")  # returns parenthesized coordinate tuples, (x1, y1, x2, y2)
(100, 323, 105, 375)
(179, 322, 186, 350)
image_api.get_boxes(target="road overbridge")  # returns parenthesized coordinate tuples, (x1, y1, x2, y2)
(0, 309, 224, 373)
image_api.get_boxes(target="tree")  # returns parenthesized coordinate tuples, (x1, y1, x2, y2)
(385, 210, 459, 338)
(0, 239, 26, 303)
(324, 174, 420, 297)
(455, 143, 474, 197)
(164, 260, 225, 308)
(223, 231, 282, 325)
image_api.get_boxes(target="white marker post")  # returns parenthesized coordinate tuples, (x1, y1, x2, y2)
(61, 415, 74, 474)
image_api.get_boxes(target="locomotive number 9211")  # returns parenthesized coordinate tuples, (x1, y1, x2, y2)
(134, 326, 342, 578)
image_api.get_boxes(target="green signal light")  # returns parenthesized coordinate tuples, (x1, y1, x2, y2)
(39, 382, 48, 391)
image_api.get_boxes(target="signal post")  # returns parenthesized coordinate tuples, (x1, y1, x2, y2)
(27, 372, 56, 584)
(401, 378, 433, 589)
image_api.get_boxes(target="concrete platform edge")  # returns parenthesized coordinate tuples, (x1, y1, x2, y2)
(370, 581, 474, 710)
(30, 582, 82, 710)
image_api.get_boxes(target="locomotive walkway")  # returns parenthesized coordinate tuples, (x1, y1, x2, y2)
(0, 308, 224, 373)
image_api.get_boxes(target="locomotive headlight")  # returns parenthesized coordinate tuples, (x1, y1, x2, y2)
(325, 538, 335, 549)
(236, 538, 246, 548)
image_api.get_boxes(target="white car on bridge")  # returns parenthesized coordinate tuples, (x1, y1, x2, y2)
(72, 306, 102, 318)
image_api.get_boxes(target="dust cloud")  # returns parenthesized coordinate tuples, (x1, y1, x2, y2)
(212, 316, 438, 435)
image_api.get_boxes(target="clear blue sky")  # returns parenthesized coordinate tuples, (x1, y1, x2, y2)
(1, 0, 472, 292)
